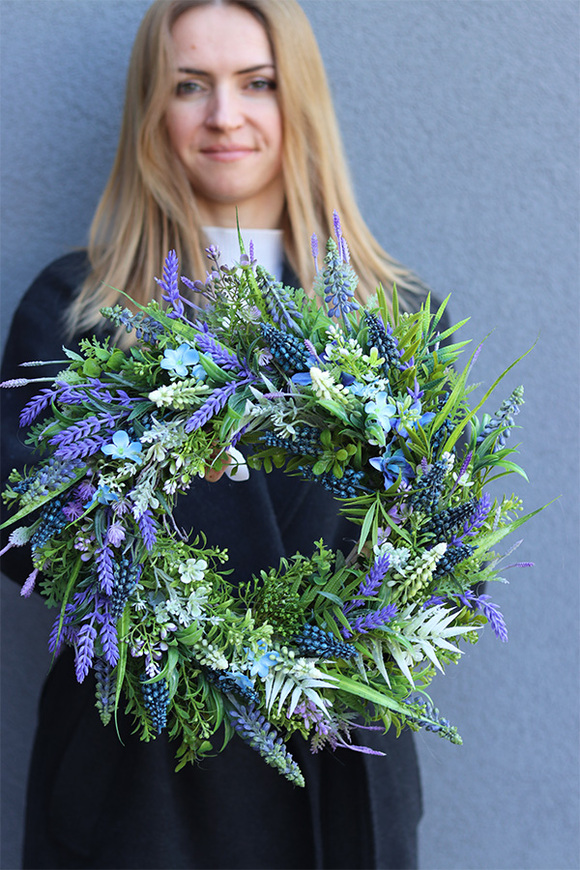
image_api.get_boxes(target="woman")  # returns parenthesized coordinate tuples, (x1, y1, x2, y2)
(1, 2, 433, 868)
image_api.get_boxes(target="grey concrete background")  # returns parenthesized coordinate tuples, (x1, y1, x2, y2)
(1, 1, 578, 868)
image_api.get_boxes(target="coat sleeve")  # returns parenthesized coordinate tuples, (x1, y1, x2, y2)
(0, 252, 89, 584)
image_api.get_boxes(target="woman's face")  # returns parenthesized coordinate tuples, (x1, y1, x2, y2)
(165, 3, 284, 228)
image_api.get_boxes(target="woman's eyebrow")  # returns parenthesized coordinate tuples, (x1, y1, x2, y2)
(176, 64, 275, 76)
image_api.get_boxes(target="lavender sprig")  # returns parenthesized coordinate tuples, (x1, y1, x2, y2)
(19, 385, 64, 426)
(95, 544, 116, 595)
(341, 604, 397, 639)
(155, 249, 184, 319)
(75, 621, 98, 682)
(193, 329, 243, 371)
(185, 377, 253, 433)
(458, 589, 508, 642)
(98, 608, 120, 666)
(137, 509, 157, 551)
(228, 701, 305, 786)
(357, 554, 391, 601)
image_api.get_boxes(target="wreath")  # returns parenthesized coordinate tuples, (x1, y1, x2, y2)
(1, 218, 539, 785)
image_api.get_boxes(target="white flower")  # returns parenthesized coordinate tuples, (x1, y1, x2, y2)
(178, 558, 208, 584)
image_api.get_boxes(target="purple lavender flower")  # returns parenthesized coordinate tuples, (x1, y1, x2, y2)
(98, 611, 120, 666)
(19, 385, 62, 426)
(459, 590, 508, 642)
(311, 233, 319, 272)
(20, 568, 39, 598)
(193, 331, 242, 371)
(185, 378, 253, 433)
(138, 509, 157, 551)
(341, 604, 397, 639)
(228, 701, 305, 786)
(356, 554, 391, 602)
(95, 544, 116, 594)
(155, 250, 184, 318)
(452, 492, 492, 544)
(333, 209, 343, 245)
(75, 622, 98, 682)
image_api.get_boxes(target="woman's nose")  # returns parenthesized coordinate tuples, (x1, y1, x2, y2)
(205, 86, 244, 131)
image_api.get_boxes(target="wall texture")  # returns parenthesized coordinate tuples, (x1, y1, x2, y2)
(1, 2, 578, 868)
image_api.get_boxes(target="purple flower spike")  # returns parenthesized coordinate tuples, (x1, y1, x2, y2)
(459, 590, 508, 642)
(20, 568, 39, 598)
(311, 233, 319, 260)
(96, 544, 116, 594)
(155, 250, 183, 318)
(75, 622, 98, 682)
(99, 612, 120, 666)
(138, 509, 157, 551)
(357, 554, 391, 601)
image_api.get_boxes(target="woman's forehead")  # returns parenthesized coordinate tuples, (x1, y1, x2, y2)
(170, 5, 274, 71)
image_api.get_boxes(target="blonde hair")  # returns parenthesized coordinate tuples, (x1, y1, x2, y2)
(67, 0, 421, 343)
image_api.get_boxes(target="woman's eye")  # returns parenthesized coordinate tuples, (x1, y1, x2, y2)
(247, 78, 277, 92)
(175, 80, 204, 97)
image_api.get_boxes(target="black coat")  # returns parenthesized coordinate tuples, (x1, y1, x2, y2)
(1, 253, 424, 870)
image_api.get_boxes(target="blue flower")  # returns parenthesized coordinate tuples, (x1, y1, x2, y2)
(291, 371, 313, 386)
(365, 393, 397, 432)
(101, 430, 143, 463)
(230, 671, 256, 692)
(247, 647, 281, 678)
(84, 484, 119, 509)
(160, 343, 205, 379)
(370, 448, 415, 489)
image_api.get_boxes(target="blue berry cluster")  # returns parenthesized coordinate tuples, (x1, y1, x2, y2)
(110, 556, 141, 618)
(260, 323, 309, 373)
(292, 624, 356, 660)
(204, 668, 260, 705)
(261, 425, 321, 456)
(141, 677, 169, 733)
(299, 466, 366, 499)
(424, 499, 477, 539)
(30, 497, 68, 549)
(433, 543, 474, 578)
(364, 311, 400, 372)
(410, 459, 448, 512)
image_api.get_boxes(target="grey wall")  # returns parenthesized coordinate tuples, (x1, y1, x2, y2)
(1, 1, 578, 868)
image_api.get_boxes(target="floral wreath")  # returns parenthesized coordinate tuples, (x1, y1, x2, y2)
(1, 215, 539, 785)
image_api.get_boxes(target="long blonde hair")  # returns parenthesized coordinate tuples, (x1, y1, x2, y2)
(67, 0, 421, 343)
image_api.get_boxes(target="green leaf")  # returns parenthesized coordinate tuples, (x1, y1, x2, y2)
(473, 499, 555, 555)
(316, 589, 344, 607)
(328, 673, 408, 715)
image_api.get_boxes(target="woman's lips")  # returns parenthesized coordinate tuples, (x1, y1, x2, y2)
(200, 146, 255, 162)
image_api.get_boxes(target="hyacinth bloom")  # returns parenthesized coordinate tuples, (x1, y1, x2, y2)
(160, 343, 205, 379)
(101, 431, 142, 463)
